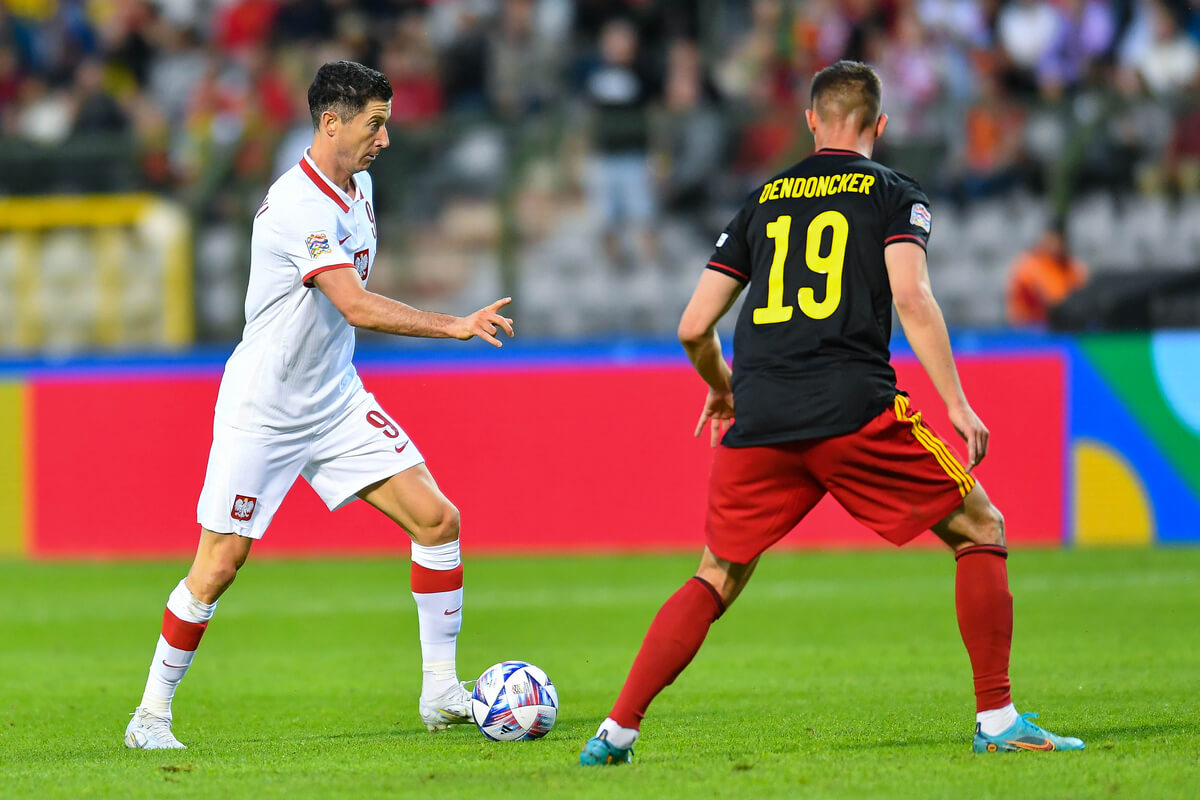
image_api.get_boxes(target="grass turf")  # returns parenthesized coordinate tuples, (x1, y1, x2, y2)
(1, 548, 1197, 799)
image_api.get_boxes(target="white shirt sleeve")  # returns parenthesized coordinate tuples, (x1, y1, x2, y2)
(274, 200, 357, 287)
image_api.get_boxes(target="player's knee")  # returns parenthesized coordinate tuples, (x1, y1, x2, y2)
(970, 503, 1005, 547)
(189, 562, 239, 602)
(412, 501, 460, 546)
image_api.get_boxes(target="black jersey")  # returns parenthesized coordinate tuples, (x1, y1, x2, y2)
(706, 148, 933, 446)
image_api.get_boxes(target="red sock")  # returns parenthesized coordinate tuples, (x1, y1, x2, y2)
(955, 545, 1013, 712)
(609, 577, 726, 729)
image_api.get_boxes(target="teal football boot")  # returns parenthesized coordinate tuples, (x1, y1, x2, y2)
(973, 712, 1085, 753)
(579, 732, 634, 765)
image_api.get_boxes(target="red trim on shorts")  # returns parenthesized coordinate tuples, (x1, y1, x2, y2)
(302, 263, 354, 287)
(706, 261, 749, 281)
(161, 608, 208, 651)
(884, 234, 927, 248)
(300, 158, 351, 212)
(955, 544, 1009, 561)
(411, 562, 464, 593)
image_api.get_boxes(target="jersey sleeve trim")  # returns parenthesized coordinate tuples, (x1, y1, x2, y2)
(706, 260, 749, 282)
(884, 234, 928, 250)
(302, 263, 355, 287)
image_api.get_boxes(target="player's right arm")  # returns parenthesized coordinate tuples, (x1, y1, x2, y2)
(313, 267, 515, 347)
(679, 269, 743, 446)
(885, 242, 989, 468)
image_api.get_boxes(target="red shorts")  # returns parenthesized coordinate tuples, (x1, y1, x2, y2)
(706, 395, 976, 563)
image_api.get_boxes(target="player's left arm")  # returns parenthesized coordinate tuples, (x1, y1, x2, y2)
(678, 269, 743, 446)
(885, 242, 988, 468)
(313, 267, 514, 346)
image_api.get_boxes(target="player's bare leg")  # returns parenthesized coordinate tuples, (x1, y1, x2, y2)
(358, 464, 472, 731)
(933, 483, 1083, 752)
(581, 548, 758, 765)
(126, 529, 253, 749)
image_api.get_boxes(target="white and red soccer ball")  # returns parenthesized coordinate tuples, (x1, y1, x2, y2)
(471, 661, 558, 741)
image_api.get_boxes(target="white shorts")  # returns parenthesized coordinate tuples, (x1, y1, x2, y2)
(196, 389, 424, 538)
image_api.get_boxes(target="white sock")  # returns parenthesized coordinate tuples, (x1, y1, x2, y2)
(977, 703, 1019, 736)
(411, 541, 463, 698)
(597, 717, 639, 750)
(139, 578, 217, 719)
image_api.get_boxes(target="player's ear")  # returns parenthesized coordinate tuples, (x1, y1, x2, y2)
(321, 109, 340, 137)
(804, 108, 818, 136)
(874, 112, 888, 140)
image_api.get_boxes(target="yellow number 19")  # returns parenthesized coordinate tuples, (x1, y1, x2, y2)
(752, 211, 849, 324)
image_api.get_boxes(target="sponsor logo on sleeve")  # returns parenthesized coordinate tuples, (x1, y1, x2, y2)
(305, 232, 332, 258)
(910, 203, 932, 232)
(231, 495, 257, 522)
(354, 248, 370, 281)
(715, 232, 729, 248)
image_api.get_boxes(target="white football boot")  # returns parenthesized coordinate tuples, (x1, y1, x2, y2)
(418, 681, 474, 732)
(125, 707, 187, 749)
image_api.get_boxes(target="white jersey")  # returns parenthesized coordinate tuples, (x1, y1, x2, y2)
(215, 149, 379, 431)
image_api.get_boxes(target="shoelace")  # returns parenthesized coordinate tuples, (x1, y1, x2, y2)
(131, 709, 177, 739)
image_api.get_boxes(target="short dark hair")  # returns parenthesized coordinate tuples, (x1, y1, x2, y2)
(810, 60, 882, 132)
(307, 61, 393, 128)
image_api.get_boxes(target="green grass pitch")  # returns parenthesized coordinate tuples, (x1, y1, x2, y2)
(1, 548, 1198, 799)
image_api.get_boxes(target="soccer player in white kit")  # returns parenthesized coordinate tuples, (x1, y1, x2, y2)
(124, 61, 515, 750)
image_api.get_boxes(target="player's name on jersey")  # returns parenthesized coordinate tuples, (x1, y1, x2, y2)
(758, 172, 876, 204)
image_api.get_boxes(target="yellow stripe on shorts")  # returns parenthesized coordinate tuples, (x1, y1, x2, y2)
(893, 395, 975, 498)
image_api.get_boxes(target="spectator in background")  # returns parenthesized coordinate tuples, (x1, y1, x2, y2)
(955, 66, 1028, 200)
(13, 74, 71, 145)
(578, 17, 660, 270)
(145, 23, 207, 130)
(1036, 0, 1115, 98)
(70, 56, 127, 136)
(721, 0, 805, 186)
(867, 9, 940, 144)
(214, 0, 279, 54)
(0, 46, 23, 130)
(1131, 0, 1200, 94)
(654, 38, 723, 230)
(430, 0, 489, 112)
(486, 0, 563, 118)
(996, 0, 1060, 95)
(380, 12, 444, 128)
(1006, 218, 1089, 326)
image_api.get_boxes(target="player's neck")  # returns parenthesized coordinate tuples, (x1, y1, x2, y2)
(814, 138, 873, 158)
(308, 144, 355, 195)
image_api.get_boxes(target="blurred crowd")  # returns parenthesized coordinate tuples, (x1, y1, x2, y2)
(2, 0, 1200, 338)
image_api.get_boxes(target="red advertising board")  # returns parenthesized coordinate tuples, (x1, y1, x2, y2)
(30, 353, 1063, 557)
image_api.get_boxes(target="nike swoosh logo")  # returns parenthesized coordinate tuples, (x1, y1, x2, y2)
(161, 660, 189, 669)
(1008, 739, 1055, 751)
(339, 234, 351, 245)
(443, 606, 462, 616)
(395, 441, 409, 453)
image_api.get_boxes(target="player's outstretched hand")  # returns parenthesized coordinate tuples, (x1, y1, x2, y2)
(694, 388, 735, 448)
(455, 297, 515, 347)
(948, 402, 989, 471)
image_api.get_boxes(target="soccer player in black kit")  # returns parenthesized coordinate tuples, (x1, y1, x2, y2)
(580, 61, 1084, 764)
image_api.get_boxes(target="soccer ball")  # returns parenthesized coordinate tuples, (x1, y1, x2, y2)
(470, 660, 558, 741)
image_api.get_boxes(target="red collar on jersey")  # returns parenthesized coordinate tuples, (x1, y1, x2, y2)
(814, 147, 867, 158)
(299, 155, 356, 213)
